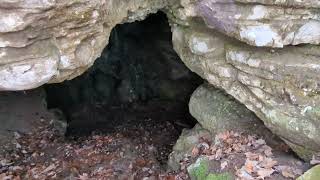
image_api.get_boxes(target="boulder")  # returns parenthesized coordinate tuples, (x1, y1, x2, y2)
(297, 165, 320, 180)
(168, 124, 212, 171)
(187, 157, 233, 180)
(189, 83, 265, 135)
(171, 19, 320, 159)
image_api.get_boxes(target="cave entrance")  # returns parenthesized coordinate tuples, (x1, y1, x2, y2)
(44, 12, 203, 164)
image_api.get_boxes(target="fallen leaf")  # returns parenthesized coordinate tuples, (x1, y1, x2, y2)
(135, 158, 147, 167)
(215, 148, 223, 160)
(245, 152, 259, 160)
(13, 175, 21, 180)
(260, 157, 277, 169)
(41, 164, 56, 174)
(237, 167, 254, 180)
(12, 166, 24, 171)
(191, 147, 199, 157)
(282, 169, 295, 178)
(257, 168, 274, 179)
(77, 173, 89, 180)
(164, 175, 176, 180)
(0, 174, 12, 180)
(255, 139, 266, 146)
(276, 166, 296, 178)
(216, 131, 230, 141)
(220, 161, 228, 170)
(262, 145, 273, 157)
(244, 160, 257, 174)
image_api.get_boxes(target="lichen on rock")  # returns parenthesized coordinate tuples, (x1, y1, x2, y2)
(170, 1, 320, 160)
(297, 165, 320, 180)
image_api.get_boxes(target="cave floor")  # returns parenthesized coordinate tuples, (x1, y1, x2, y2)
(0, 119, 309, 180)
(0, 119, 181, 179)
(0, 90, 191, 179)
(0, 90, 310, 180)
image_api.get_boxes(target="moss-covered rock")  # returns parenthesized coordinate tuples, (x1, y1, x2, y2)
(297, 165, 320, 180)
(187, 157, 233, 180)
(189, 83, 276, 141)
(168, 124, 212, 171)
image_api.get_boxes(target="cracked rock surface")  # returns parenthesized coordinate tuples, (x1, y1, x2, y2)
(0, 0, 167, 90)
(171, 0, 320, 159)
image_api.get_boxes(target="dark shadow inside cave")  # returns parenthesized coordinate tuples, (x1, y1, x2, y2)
(44, 12, 203, 162)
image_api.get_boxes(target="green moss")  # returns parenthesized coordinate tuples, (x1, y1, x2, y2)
(297, 165, 320, 180)
(206, 173, 233, 180)
(188, 158, 233, 180)
(284, 140, 316, 161)
(291, 145, 315, 161)
(190, 159, 209, 180)
(164, 8, 190, 26)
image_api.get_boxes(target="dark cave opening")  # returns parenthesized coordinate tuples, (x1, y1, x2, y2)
(44, 12, 203, 163)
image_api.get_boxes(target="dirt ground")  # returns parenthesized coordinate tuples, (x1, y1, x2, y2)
(0, 90, 315, 180)
(0, 89, 54, 146)
(0, 89, 191, 179)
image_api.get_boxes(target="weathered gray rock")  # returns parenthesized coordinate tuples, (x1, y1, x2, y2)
(297, 165, 320, 180)
(186, 157, 233, 180)
(167, 1, 320, 160)
(2, 0, 319, 90)
(168, 124, 212, 171)
(0, 0, 167, 90)
(169, 0, 320, 47)
(171, 18, 320, 159)
(189, 83, 277, 139)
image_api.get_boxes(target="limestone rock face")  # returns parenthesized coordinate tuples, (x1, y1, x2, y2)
(170, 1, 320, 159)
(0, 0, 167, 90)
(169, 0, 320, 47)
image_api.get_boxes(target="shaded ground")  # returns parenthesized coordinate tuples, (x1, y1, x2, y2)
(0, 120, 179, 179)
(0, 90, 193, 179)
(66, 100, 195, 137)
(0, 90, 317, 180)
(0, 89, 54, 145)
(0, 119, 311, 180)
(174, 131, 310, 180)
